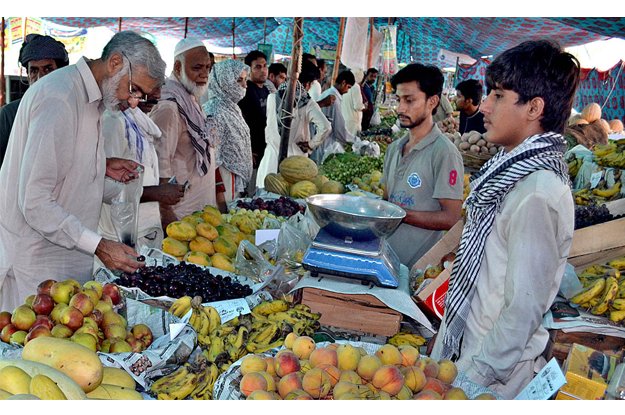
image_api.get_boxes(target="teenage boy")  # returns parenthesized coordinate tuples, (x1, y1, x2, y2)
(431, 40, 581, 399)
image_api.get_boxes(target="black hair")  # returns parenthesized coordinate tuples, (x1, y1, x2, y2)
(456, 79, 483, 106)
(317, 59, 326, 70)
(302, 60, 320, 81)
(391, 63, 443, 115)
(302, 53, 317, 64)
(335, 70, 355, 86)
(299, 68, 318, 86)
(269, 62, 287, 76)
(244, 50, 267, 67)
(485, 39, 580, 134)
(366, 67, 379, 76)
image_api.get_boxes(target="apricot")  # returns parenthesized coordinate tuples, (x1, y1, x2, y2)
(375, 344, 403, 366)
(444, 387, 468, 400)
(309, 347, 338, 368)
(336, 343, 361, 371)
(301, 367, 332, 399)
(240, 355, 267, 376)
(239, 372, 268, 397)
(371, 365, 405, 396)
(277, 372, 302, 399)
(398, 345, 420, 367)
(356, 354, 383, 381)
(291, 335, 316, 359)
(401, 366, 427, 393)
(437, 359, 458, 384)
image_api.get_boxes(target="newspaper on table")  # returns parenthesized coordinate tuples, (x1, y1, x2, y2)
(0, 298, 196, 391)
(543, 300, 625, 339)
(291, 265, 436, 335)
(213, 341, 500, 400)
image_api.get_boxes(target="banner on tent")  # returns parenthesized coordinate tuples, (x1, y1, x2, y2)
(380, 25, 398, 75)
(25, 18, 43, 37)
(454, 58, 489, 98)
(574, 61, 625, 122)
(10, 17, 23, 45)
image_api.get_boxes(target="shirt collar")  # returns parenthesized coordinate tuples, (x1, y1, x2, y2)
(406, 124, 442, 153)
(76, 57, 102, 104)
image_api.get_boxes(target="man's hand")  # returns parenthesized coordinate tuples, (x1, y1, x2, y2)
(106, 158, 142, 183)
(296, 141, 313, 153)
(95, 238, 144, 274)
(155, 183, 185, 205)
(317, 95, 336, 108)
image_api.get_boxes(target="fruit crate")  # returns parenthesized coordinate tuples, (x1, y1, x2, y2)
(568, 216, 625, 271)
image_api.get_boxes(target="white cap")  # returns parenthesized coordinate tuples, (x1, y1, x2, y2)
(174, 38, 206, 58)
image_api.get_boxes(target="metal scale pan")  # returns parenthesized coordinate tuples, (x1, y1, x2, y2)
(302, 194, 406, 288)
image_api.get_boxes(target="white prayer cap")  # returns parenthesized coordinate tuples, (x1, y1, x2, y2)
(174, 38, 206, 58)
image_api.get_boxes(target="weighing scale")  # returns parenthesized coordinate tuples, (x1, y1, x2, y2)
(302, 227, 401, 288)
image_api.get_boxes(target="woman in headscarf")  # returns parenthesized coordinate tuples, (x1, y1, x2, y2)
(203, 59, 252, 201)
(255, 67, 331, 188)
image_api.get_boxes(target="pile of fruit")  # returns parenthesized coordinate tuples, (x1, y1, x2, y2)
(117, 263, 253, 301)
(264, 155, 346, 197)
(234, 196, 305, 219)
(321, 152, 384, 186)
(0, 279, 152, 354)
(350, 170, 384, 197)
(162, 204, 253, 270)
(573, 204, 615, 229)
(0, 335, 143, 400)
(235, 333, 495, 400)
(155, 298, 322, 400)
(569, 257, 625, 323)
(567, 103, 624, 149)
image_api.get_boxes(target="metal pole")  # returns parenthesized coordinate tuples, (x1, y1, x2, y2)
(278, 17, 304, 164)
(331, 17, 346, 84)
(263, 17, 267, 44)
(232, 17, 236, 59)
(1, 17, 5, 106)
(118, 17, 122, 32)
(367, 17, 375, 69)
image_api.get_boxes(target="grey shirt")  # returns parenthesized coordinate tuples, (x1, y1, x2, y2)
(381, 124, 463, 267)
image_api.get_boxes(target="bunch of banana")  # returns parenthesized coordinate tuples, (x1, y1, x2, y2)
(590, 276, 619, 315)
(169, 295, 193, 318)
(608, 256, 625, 271)
(593, 143, 618, 158)
(187, 361, 219, 400)
(252, 299, 289, 315)
(596, 151, 625, 169)
(578, 264, 620, 288)
(568, 158, 583, 179)
(592, 181, 622, 199)
(570, 277, 606, 306)
(150, 363, 199, 400)
(573, 188, 593, 206)
(188, 296, 221, 345)
(387, 332, 427, 348)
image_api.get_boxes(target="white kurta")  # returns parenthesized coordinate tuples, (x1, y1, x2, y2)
(340, 83, 365, 136)
(308, 80, 322, 102)
(98, 108, 163, 250)
(256, 93, 331, 188)
(430, 170, 574, 399)
(0, 57, 106, 311)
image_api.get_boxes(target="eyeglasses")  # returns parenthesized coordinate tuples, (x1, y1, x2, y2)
(122, 52, 147, 103)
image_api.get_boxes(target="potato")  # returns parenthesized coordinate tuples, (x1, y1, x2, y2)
(468, 134, 480, 144)
(489, 146, 498, 155)
(470, 144, 481, 153)
(476, 139, 487, 147)
(480, 146, 490, 154)
(459, 142, 471, 151)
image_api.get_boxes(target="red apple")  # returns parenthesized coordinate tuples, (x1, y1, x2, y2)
(1, 323, 18, 343)
(32, 293, 55, 316)
(0, 311, 11, 331)
(131, 324, 153, 348)
(102, 283, 122, 306)
(37, 279, 57, 295)
(11, 305, 37, 331)
(24, 325, 52, 344)
(125, 334, 144, 353)
(59, 306, 84, 331)
(31, 315, 54, 331)
(69, 292, 94, 316)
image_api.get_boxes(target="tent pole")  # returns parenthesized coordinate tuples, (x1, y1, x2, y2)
(263, 17, 267, 44)
(232, 17, 236, 59)
(118, 17, 122, 32)
(184, 17, 189, 39)
(1, 17, 5, 106)
(331, 17, 346, 84)
(367, 17, 375, 69)
(453, 56, 459, 87)
(278, 17, 304, 164)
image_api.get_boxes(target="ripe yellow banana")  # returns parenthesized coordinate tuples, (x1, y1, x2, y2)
(388, 332, 427, 348)
(608, 257, 625, 271)
(157, 373, 199, 400)
(168, 296, 192, 318)
(592, 182, 621, 198)
(609, 310, 625, 322)
(611, 299, 625, 311)
(570, 278, 606, 304)
(202, 306, 221, 334)
(591, 276, 619, 315)
(149, 365, 189, 393)
(189, 363, 218, 400)
(252, 299, 289, 316)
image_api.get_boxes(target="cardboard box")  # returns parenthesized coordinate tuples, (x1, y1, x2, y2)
(568, 217, 625, 269)
(410, 219, 464, 273)
(544, 330, 625, 366)
(555, 343, 618, 400)
(298, 287, 402, 337)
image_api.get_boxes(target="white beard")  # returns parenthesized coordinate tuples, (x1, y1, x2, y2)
(180, 71, 208, 102)
(101, 67, 127, 112)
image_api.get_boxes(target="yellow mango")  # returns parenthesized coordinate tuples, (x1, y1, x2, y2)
(162, 237, 189, 257)
(189, 236, 215, 255)
(101, 367, 136, 389)
(211, 253, 236, 273)
(165, 221, 197, 241)
(183, 251, 211, 267)
(213, 236, 238, 258)
(195, 223, 219, 241)
(29, 374, 67, 400)
(181, 215, 204, 226)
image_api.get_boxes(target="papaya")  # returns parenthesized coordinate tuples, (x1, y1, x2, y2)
(183, 251, 211, 267)
(211, 253, 236, 273)
(162, 237, 189, 257)
(0, 359, 87, 399)
(196, 222, 219, 241)
(213, 236, 238, 258)
(189, 236, 215, 255)
(165, 221, 197, 241)
(22, 337, 104, 393)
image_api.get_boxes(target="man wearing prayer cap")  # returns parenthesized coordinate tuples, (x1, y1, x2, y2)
(151, 37, 224, 227)
(0, 34, 69, 168)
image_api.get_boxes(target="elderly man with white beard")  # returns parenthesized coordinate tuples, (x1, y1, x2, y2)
(150, 39, 222, 227)
(0, 31, 166, 311)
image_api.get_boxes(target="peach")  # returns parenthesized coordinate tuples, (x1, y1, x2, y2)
(284, 389, 313, 400)
(444, 387, 468, 400)
(336, 343, 361, 371)
(263, 356, 276, 376)
(274, 350, 301, 377)
(401, 366, 427, 393)
(375, 344, 403, 366)
(413, 389, 442, 400)
(309, 347, 338, 368)
(317, 363, 341, 386)
(474, 392, 497, 400)
(284, 332, 298, 349)
(371, 365, 405, 396)
(240, 355, 267, 376)
(398, 345, 420, 367)
(240, 372, 268, 397)
(247, 390, 275, 400)
(291, 335, 316, 359)
(277, 372, 302, 399)
(396, 385, 413, 400)
(339, 370, 363, 385)
(422, 377, 449, 396)
(332, 381, 358, 399)
(301, 367, 332, 399)
(415, 357, 440, 378)
(298, 359, 312, 374)
(437, 359, 458, 384)
(257, 371, 276, 392)
(356, 354, 383, 381)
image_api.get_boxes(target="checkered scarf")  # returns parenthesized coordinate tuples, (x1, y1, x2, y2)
(439, 131, 570, 360)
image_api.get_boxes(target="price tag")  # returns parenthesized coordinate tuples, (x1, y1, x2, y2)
(590, 171, 603, 189)
(514, 358, 566, 400)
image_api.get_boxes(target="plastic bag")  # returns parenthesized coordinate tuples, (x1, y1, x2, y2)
(370, 109, 382, 126)
(234, 240, 275, 283)
(573, 155, 599, 191)
(110, 171, 143, 248)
